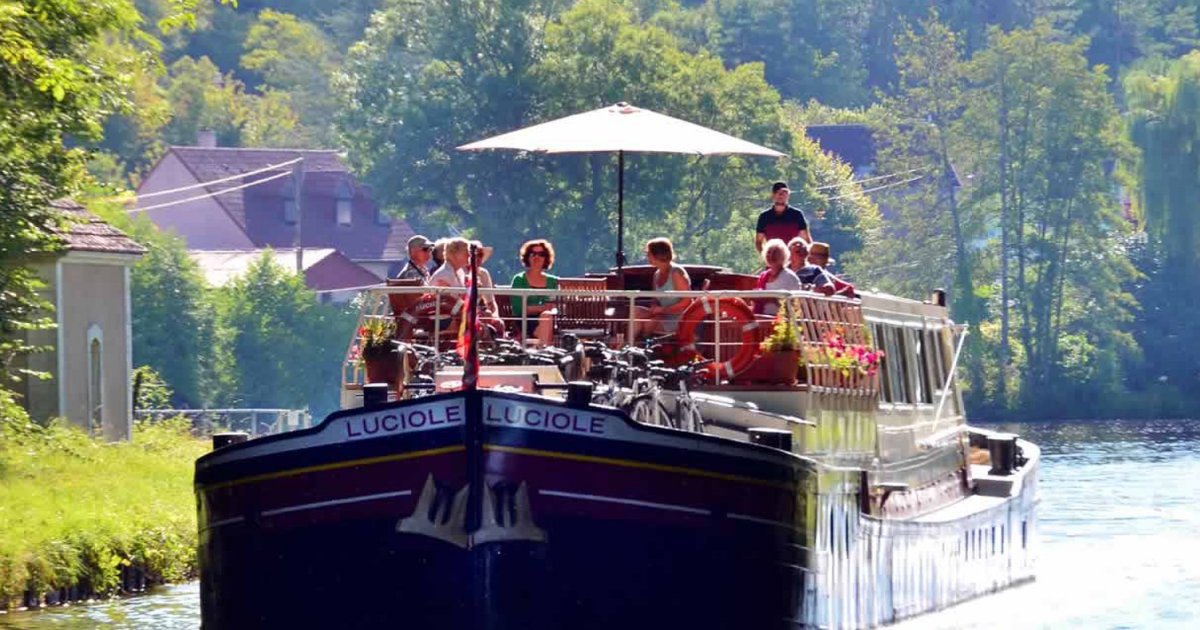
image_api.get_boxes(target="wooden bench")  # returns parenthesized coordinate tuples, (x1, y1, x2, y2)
(555, 277, 613, 340)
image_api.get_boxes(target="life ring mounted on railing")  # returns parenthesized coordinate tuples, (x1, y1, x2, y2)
(674, 297, 759, 381)
(396, 293, 466, 339)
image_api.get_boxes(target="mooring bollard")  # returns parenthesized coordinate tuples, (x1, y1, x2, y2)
(566, 381, 594, 408)
(987, 433, 1019, 475)
(212, 432, 249, 450)
(363, 383, 389, 408)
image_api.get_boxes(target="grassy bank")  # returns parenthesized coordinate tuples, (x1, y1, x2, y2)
(0, 393, 209, 608)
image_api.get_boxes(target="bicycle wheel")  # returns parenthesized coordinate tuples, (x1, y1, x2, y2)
(676, 397, 704, 433)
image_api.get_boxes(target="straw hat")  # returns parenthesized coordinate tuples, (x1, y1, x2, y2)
(470, 240, 494, 264)
(808, 241, 835, 264)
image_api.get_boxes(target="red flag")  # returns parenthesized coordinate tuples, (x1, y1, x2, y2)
(457, 245, 481, 390)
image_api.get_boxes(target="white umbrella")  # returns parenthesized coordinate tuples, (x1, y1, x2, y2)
(456, 102, 786, 269)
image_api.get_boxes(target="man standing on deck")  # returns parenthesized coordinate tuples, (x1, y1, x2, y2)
(391, 234, 434, 282)
(755, 181, 811, 252)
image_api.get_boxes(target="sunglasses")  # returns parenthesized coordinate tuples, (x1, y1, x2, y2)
(529, 250, 548, 257)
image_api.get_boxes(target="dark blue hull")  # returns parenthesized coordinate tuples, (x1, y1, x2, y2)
(195, 391, 812, 629)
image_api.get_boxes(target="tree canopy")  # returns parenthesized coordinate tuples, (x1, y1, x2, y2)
(6, 0, 1200, 419)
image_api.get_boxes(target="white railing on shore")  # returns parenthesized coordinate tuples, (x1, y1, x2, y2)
(135, 408, 313, 436)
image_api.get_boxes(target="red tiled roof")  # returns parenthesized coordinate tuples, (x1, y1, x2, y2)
(161, 146, 412, 262)
(50, 199, 145, 256)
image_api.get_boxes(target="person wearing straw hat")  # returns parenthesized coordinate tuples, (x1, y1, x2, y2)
(470, 240, 505, 337)
(798, 242, 857, 298)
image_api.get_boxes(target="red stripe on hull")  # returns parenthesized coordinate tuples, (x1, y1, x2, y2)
(201, 451, 466, 527)
(486, 448, 802, 530)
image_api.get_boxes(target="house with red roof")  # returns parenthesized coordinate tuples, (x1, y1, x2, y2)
(189, 248, 382, 303)
(14, 200, 145, 441)
(136, 140, 414, 290)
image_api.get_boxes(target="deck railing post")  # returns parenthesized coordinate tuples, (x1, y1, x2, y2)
(520, 294, 527, 343)
(714, 299, 723, 385)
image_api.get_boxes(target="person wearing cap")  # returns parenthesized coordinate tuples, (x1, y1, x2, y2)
(755, 181, 811, 253)
(393, 235, 434, 282)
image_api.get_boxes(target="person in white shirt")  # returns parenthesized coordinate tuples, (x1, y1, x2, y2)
(754, 238, 801, 316)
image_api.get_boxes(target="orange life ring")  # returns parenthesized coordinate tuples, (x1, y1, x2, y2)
(397, 293, 464, 338)
(675, 297, 759, 381)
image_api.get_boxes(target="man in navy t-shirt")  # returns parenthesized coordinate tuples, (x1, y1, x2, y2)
(755, 181, 811, 252)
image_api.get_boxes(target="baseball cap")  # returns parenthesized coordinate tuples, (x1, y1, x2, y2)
(772, 181, 789, 193)
(407, 235, 433, 250)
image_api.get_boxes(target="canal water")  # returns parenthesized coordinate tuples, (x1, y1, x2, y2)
(2, 418, 1197, 629)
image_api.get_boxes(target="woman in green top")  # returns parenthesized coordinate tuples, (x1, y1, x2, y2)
(510, 239, 559, 346)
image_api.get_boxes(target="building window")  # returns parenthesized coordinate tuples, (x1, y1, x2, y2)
(336, 181, 353, 227)
(87, 324, 103, 435)
(375, 206, 390, 226)
(283, 181, 298, 224)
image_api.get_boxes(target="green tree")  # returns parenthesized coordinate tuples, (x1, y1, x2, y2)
(212, 254, 355, 416)
(162, 53, 305, 148)
(88, 198, 219, 408)
(241, 9, 340, 145)
(0, 0, 153, 381)
(961, 22, 1136, 413)
(1124, 50, 1200, 408)
(162, 55, 249, 146)
(339, 0, 875, 279)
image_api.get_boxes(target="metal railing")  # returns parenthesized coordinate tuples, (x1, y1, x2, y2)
(135, 408, 313, 436)
(343, 284, 878, 392)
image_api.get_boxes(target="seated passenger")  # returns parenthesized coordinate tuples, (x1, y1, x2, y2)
(754, 239, 801, 316)
(430, 238, 447, 271)
(469, 240, 505, 338)
(786, 237, 809, 274)
(392, 234, 433, 282)
(430, 237, 467, 288)
(427, 237, 468, 332)
(797, 242, 857, 298)
(634, 237, 692, 338)
(509, 239, 559, 346)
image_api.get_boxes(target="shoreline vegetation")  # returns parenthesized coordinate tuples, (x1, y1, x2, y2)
(0, 393, 209, 610)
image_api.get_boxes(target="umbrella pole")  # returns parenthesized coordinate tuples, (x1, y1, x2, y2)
(616, 150, 625, 273)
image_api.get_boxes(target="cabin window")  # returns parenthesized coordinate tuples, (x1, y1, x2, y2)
(895, 328, 915, 403)
(873, 324, 893, 403)
(910, 328, 933, 404)
(336, 181, 353, 227)
(880, 325, 909, 404)
(87, 327, 103, 435)
(375, 206, 389, 226)
(924, 329, 946, 399)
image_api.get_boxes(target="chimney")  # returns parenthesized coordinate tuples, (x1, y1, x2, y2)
(196, 129, 217, 148)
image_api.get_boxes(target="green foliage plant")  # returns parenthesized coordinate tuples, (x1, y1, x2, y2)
(759, 309, 801, 353)
(357, 317, 397, 361)
(0, 407, 209, 607)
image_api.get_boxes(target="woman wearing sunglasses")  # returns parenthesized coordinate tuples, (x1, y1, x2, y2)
(509, 239, 559, 346)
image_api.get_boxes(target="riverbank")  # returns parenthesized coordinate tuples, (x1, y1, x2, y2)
(0, 396, 209, 610)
